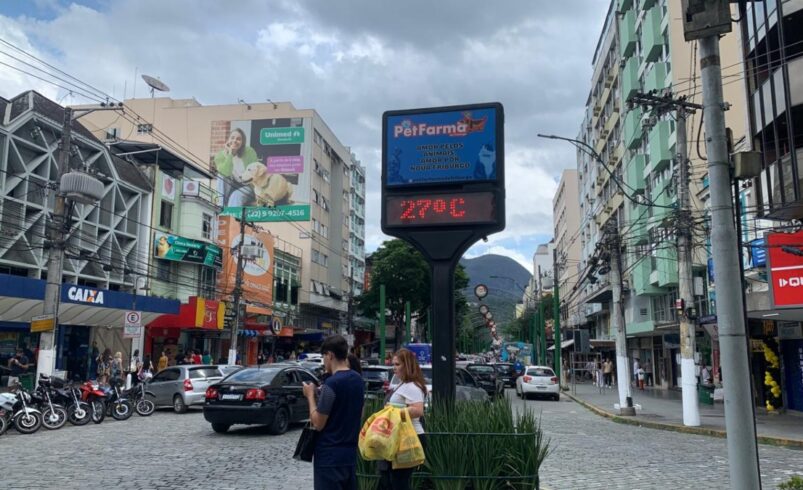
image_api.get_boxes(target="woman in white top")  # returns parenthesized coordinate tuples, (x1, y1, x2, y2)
(381, 348, 426, 490)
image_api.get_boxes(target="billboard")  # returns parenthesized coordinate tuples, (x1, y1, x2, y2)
(217, 216, 274, 312)
(153, 232, 223, 269)
(211, 118, 311, 222)
(767, 230, 803, 308)
(384, 106, 498, 186)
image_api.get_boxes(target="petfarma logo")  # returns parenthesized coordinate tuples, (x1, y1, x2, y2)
(393, 112, 488, 139)
(779, 277, 803, 288)
(67, 286, 104, 305)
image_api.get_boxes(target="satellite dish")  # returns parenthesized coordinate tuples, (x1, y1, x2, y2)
(141, 74, 170, 96)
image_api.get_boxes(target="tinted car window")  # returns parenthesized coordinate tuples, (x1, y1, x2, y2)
(467, 365, 495, 374)
(273, 371, 292, 386)
(153, 369, 180, 382)
(297, 370, 317, 384)
(494, 364, 514, 374)
(224, 368, 280, 384)
(189, 367, 222, 379)
(363, 369, 389, 381)
(527, 368, 555, 377)
(460, 370, 478, 387)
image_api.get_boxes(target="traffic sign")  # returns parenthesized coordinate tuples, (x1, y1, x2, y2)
(124, 310, 142, 339)
(271, 317, 282, 335)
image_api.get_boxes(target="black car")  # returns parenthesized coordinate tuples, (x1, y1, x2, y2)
(466, 363, 504, 399)
(203, 364, 319, 435)
(492, 363, 517, 387)
(362, 366, 393, 398)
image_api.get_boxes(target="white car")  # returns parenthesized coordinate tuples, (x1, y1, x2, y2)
(516, 365, 560, 401)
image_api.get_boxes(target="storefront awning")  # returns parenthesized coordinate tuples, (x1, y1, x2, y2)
(0, 274, 179, 329)
(547, 339, 575, 351)
(147, 296, 224, 330)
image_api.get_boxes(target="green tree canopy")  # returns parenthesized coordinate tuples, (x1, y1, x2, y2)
(357, 239, 469, 351)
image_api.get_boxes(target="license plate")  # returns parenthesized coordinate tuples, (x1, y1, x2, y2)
(536, 386, 547, 390)
(221, 394, 242, 400)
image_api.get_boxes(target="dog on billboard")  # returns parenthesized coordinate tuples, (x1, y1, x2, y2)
(240, 162, 294, 207)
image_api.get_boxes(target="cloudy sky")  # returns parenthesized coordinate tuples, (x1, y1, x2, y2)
(0, 0, 609, 271)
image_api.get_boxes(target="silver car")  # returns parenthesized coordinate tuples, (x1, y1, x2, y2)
(390, 366, 489, 404)
(146, 365, 226, 413)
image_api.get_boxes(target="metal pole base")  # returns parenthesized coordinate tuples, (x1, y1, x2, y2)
(619, 406, 637, 416)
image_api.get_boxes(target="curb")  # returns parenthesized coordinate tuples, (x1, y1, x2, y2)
(563, 392, 803, 449)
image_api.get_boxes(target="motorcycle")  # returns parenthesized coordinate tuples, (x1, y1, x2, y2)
(101, 377, 133, 421)
(49, 381, 92, 426)
(34, 375, 69, 430)
(78, 380, 108, 424)
(124, 381, 155, 417)
(0, 383, 43, 434)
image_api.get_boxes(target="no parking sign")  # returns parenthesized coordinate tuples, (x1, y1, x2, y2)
(124, 310, 142, 339)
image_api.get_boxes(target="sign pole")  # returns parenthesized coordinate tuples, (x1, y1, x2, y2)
(432, 260, 458, 401)
(379, 284, 386, 363)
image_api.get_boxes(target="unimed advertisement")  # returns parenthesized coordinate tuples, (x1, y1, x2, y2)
(210, 118, 311, 222)
(217, 216, 274, 312)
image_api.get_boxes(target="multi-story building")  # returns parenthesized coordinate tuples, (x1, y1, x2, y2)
(0, 91, 179, 381)
(81, 97, 366, 346)
(574, 0, 748, 389)
(552, 170, 582, 329)
(736, 1, 803, 413)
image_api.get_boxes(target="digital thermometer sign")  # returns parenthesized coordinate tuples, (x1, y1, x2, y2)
(385, 192, 495, 227)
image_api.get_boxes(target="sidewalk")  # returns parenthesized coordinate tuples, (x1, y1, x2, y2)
(564, 382, 803, 448)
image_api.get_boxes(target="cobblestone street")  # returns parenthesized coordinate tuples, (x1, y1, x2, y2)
(1, 393, 801, 489)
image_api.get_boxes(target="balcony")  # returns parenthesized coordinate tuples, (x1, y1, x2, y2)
(656, 247, 678, 287)
(618, 0, 633, 11)
(632, 258, 662, 295)
(644, 62, 669, 93)
(620, 10, 637, 58)
(621, 56, 640, 102)
(181, 181, 221, 208)
(641, 0, 657, 9)
(626, 154, 647, 193)
(623, 107, 643, 150)
(648, 120, 673, 173)
(628, 206, 649, 245)
(641, 6, 665, 63)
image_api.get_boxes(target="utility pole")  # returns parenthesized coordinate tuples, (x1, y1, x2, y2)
(227, 207, 248, 366)
(552, 248, 561, 387)
(699, 33, 761, 489)
(36, 107, 72, 382)
(537, 266, 547, 365)
(379, 284, 386, 362)
(631, 91, 703, 426)
(607, 223, 634, 415)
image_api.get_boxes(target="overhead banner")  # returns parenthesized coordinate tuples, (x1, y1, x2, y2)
(154, 232, 223, 268)
(210, 118, 311, 222)
(384, 107, 498, 186)
(217, 216, 274, 312)
(767, 230, 803, 308)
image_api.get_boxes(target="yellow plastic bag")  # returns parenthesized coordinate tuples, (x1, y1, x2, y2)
(359, 406, 402, 461)
(392, 409, 425, 469)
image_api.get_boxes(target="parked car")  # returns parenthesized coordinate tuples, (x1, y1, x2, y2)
(515, 365, 560, 401)
(219, 365, 245, 378)
(465, 363, 504, 399)
(202, 364, 319, 434)
(390, 366, 489, 403)
(492, 363, 517, 387)
(146, 365, 226, 413)
(362, 366, 394, 399)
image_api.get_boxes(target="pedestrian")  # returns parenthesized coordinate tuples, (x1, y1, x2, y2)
(192, 349, 202, 365)
(302, 334, 364, 490)
(347, 353, 362, 374)
(644, 359, 653, 387)
(97, 348, 112, 385)
(111, 352, 124, 383)
(89, 341, 99, 380)
(637, 366, 645, 391)
(289, 351, 297, 361)
(202, 350, 212, 365)
(158, 351, 169, 372)
(137, 355, 154, 383)
(6, 347, 30, 386)
(127, 349, 141, 389)
(257, 351, 266, 365)
(632, 358, 640, 387)
(380, 348, 427, 490)
(603, 358, 613, 388)
(700, 365, 712, 385)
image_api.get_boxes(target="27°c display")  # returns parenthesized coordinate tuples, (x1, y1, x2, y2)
(384, 191, 495, 227)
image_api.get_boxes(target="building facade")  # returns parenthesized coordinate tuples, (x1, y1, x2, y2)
(552, 170, 582, 328)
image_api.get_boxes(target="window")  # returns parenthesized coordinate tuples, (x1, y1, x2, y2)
(159, 200, 173, 228)
(321, 224, 328, 238)
(312, 249, 321, 264)
(200, 266, 216, 299)
(322, 254, 329, 267)
(202, 213, 213, 240)
(314, 130, 323, 147)
(156, 260, 172, 281)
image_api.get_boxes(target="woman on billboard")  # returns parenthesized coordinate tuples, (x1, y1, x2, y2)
(214, 128, 259, 207)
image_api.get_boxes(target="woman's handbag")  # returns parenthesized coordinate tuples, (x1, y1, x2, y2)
(293, 423, 319, 462)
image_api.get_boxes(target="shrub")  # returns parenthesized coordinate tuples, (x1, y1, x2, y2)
(779, 476, 803, 490)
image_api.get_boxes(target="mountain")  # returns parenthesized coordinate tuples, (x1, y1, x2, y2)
(459, 254, 532, 327)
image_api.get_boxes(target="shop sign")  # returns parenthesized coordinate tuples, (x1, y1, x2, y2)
(767, 230, 803, 308)
(154, 232, 223, 269)
(66, 286, 104, 305)
(749, 238, 767, 268)
(30, 314, 55, 333)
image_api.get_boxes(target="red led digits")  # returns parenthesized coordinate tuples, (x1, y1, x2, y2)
(450, 198, 465, 217)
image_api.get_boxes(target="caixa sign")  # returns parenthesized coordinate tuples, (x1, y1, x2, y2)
(767, 230, 803, 308)
(65, 286, 105, 305)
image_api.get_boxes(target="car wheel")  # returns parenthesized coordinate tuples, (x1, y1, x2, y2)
(173, 394, 188, 414)
(269, 406, 290, 435)
(211, 423, 230, 434)
(553, 394, 560, 401)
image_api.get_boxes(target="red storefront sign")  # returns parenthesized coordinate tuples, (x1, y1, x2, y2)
(767, 231, 803, 308)
(148, 296, 225, 330)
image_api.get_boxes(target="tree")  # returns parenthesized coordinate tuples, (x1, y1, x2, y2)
(500, 293, 553, 343)
(356, 239, 470, 351)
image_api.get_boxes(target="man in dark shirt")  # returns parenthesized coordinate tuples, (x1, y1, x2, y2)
(303, 334, 364, 490)
(7, 347, 30, 386)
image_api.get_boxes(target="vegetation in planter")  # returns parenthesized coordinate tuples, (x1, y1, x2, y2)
(778, 476, 803, 490)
